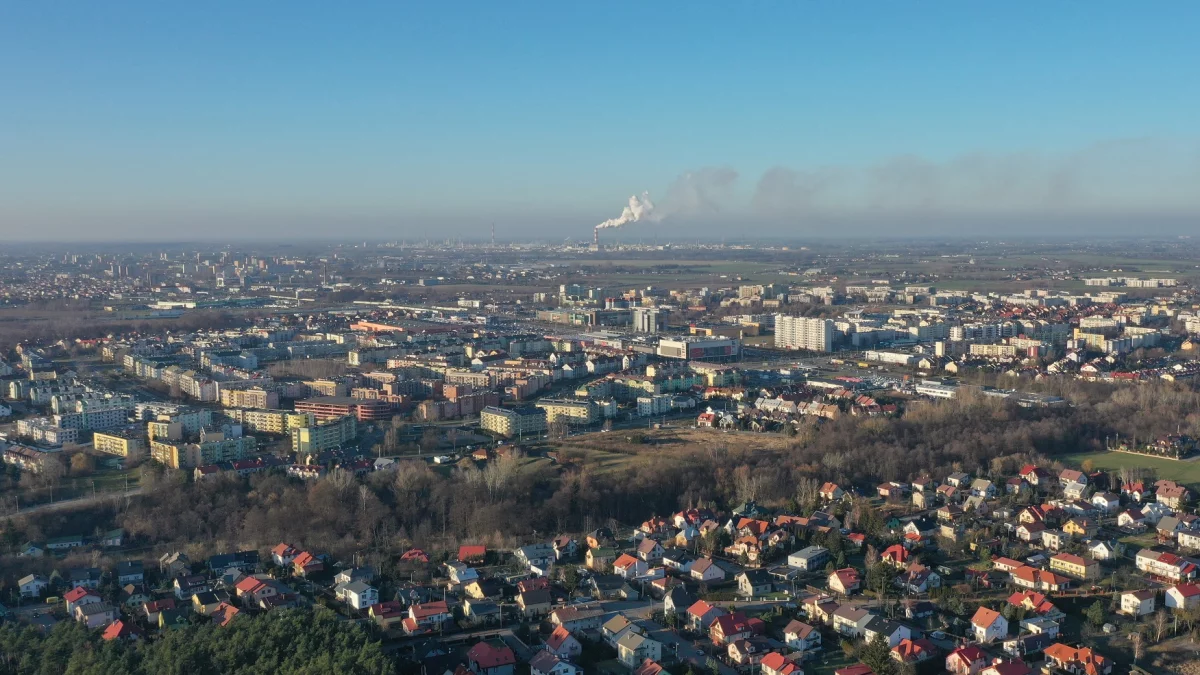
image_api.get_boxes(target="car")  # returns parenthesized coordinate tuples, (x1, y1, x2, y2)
(930, 630, 946, 640)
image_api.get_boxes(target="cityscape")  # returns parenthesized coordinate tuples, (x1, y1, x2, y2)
(3, 3, 1200, 675)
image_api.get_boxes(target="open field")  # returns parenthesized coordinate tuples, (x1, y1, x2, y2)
(1061, 450, 1200, 488)
(548, 426, 796, 474)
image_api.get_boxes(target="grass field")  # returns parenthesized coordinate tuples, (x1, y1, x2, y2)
(1061, 450, 1200, 488)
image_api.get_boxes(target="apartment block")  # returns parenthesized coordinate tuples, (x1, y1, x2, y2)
(775, 315, 834, 352)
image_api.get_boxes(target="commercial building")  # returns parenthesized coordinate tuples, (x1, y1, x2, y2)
(92, 429, 146, 460)
(775, 316, 834, 352)
(480, 406, 548, 438)
(294, 397, 391, 422)
(291, 415, 359, 454)
(657, 336, 739, 362)
(632, 308, 664, 333)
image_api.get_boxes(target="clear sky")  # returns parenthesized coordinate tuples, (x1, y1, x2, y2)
(1, 2, 1198, 241)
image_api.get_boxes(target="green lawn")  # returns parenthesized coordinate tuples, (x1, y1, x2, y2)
(1060, 450, 1200, 489)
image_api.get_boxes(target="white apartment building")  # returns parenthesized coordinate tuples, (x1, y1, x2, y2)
(775, 315, 834, 352)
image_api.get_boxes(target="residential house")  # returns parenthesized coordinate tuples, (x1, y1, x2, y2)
(404, 600, 453, 634)
(1059, 469, 1086, 486)
(945, 645, 988, 675)
(553, 536, 578, 561)
(64, 586, 102, 614)
(896, 564, 941, 594)
(1091, 492, 1120, 514)
(831, 606, 873, 638)
(115, 561, 144, 585)
(1088, 540, 1124, 561)
(101, 620, 142, 642)
(192, 590, 230, 616)
(74, 603, 117, 629)
(341, 581, 379, 611)
(864, 616, 912, 648)
(761, 652, 803, 675)
(686, 600, 726, 633)
(782, 619, 821, 652)
(367, 601, 405, 630)
(1041, 529, 1068, 552)
(517, 589, 552, 618)
(711, 612, 762, 646)
(1042, 644, 1112, 675)
(1049, 553, 1099, 580)
(946, 472, 970, 488)
(549, 605, 605, 632)
(458, 545, 488, 564)
(970, 478, 996, 498)
(516, 543, 556, 572)
(980, 662, 1032, 675)
(663, 585, 696, 617)
(1179, 530, 1200, 550)
(1120, 589, 1156, 617)
(1063, 518, 1098, 538)
(293, 551, 323, 577)
(1118, 509, 1147, 530)
(174, 574, 210, 600)
(891, 638, 938, 665)
(1158, 482, 1191, 509)
(603, 615, 643, 648)
(544, 625, 583, 659)
(530, 652, 581, 675)
(68, 568, 103, 590)
(1010, 566, 1071, 592)
(1166, 583, 1200, 611)
(75, 598, 118, 624)
(159, 551, 189, 578)
(1007, 591, 1063, 620)
(142, 598, 176, 624)
(468, 641, 517, 675)
(970, 606, 1008, 643)
(119, 584, 151, 608)
(881, 544, 910, 568)
(617, 634, 663, 669)
(819, 482, 844, 501)
(728, 636, 772, 670)
(1063, 482, 1089, 500)
(828, 568, 861, 595)
(1136, 549, 1198, 582)
(736, 570, 774, 598)
(586, 547, 618, 572)
(637, 538, 665, 563)
(235, 576, 279, 604)
(271, 543, 298, 567)
(614, 554, 649, 580)
(690, 557, 725, 583)
(463, 598, 502, 624)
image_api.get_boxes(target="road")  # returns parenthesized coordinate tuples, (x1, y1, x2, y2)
(5, 487, 142, 516)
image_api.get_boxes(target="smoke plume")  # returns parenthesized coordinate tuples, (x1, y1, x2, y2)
(596, 191, 657, 230)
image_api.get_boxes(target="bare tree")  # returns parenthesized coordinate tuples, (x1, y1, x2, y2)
(1155, 609, 1170, 642)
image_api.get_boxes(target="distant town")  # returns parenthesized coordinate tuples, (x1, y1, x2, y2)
(2, 238, 1200, 674)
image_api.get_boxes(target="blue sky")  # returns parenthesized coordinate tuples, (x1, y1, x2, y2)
(1, 2, 1198, 240)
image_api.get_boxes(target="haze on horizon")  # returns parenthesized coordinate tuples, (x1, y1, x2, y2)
(1, 2, 1198, 242)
